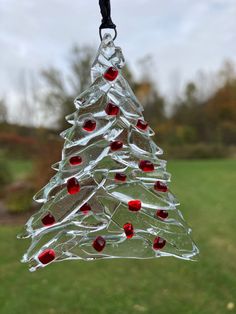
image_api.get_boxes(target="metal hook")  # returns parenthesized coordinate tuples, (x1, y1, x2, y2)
(99, 27, 117, 41)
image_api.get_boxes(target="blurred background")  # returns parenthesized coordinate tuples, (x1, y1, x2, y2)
(0, 1, 236, 314)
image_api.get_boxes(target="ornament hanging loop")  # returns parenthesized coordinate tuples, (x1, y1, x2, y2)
(99, 28, 117, 41)
(99, 0, 117, 41)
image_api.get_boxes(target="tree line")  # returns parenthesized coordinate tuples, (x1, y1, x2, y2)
(0, 46, 236, 158)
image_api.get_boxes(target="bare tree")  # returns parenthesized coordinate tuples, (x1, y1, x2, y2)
(40, 45, 95, 130)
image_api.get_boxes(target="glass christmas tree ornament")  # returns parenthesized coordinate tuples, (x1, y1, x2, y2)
(18, 33, 199, 272)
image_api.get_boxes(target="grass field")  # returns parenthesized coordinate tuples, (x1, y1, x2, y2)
(0, 159, 236, 314)
(7, 159, 33, 180)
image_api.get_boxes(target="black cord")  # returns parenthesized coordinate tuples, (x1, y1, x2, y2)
(99, 0, 117, 41)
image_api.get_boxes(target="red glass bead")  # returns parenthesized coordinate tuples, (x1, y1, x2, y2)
(38, 249, 56, 264)
(69, 156, 82, 166)
(105, 103, 120, 116)
(79, 203, 92, 214)
(156, 210, 169, 220)
(110, 141, 123, 151)
(136, 119, 148, 131)
(154, 181, 168, 192)
(139, 160, 154, 172)
(153, 237, 166, 250)
(83, 119, 96, 132)
(104, 67, 119, 81)
(41, 213, 55, 226)
(67, 177, 80, 195)
(92, 236, 106, 252)
(115, 173, 127, 182)
(123, 223, 134, 239)
(128, 200, 141, 212)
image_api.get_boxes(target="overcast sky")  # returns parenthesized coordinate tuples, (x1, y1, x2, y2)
(0, 0, 236, 123)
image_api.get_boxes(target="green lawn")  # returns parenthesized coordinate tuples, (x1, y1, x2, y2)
(7, 159, 33, 180)
(0, 159, 236, 314)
